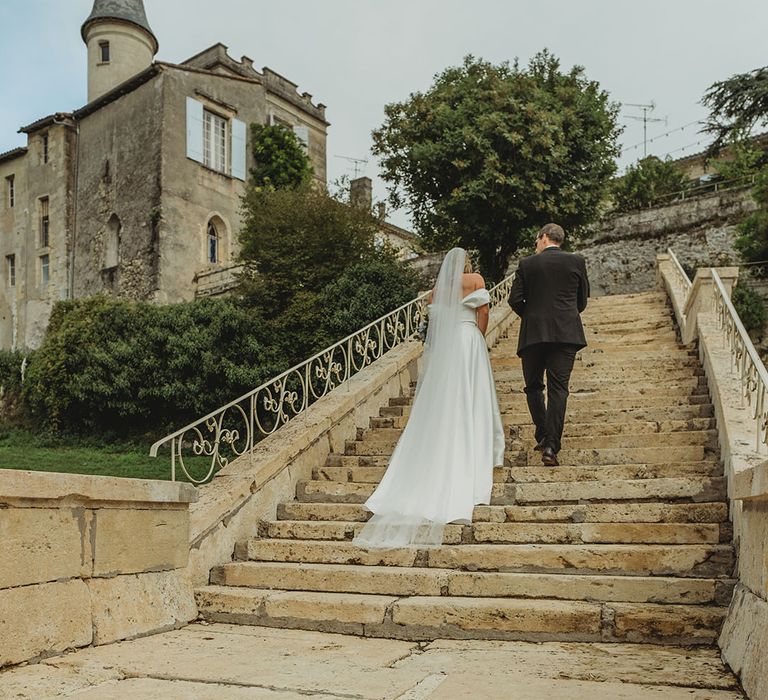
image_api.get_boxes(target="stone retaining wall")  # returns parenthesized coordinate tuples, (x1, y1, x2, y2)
(0, 471, 197, 667)
(657, 255, 768, 700)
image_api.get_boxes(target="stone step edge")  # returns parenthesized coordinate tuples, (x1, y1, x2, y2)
(258, 519, 731, 545)
(275, 501, 730, 524)
(210, 561, 737, 605)
(194, 585, 728, 646)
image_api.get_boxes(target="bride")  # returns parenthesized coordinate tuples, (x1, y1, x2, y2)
(353, 248, 506, 549)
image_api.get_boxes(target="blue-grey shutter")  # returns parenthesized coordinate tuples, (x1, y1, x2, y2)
(231, 118, 247, 181)
(186, 97, 204, 163)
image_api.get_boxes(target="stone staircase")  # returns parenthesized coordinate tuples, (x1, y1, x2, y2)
(196, 292, 736, 646)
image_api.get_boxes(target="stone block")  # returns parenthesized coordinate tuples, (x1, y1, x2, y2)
(88, 570, 197, 645)
(391, 597, 602, 636)
(719, 583, 768, 700)
(0, 507, 89, 588)
(92, 508, 189, 576)
(737, 501, 768, 597)
(0, 579, 91, 666)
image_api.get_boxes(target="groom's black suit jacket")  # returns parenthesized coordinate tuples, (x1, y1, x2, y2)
(508, 247, 590, 357)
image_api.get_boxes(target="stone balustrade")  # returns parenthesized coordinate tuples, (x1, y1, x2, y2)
(657, 253, 768, 700)
(0, 471, 197, 667)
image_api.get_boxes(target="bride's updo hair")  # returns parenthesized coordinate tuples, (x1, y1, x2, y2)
(463, 253, 473, 274)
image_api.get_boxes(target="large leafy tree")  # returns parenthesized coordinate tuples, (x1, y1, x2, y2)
(703, 66, 768, 153)
(372, 52, 622, 280)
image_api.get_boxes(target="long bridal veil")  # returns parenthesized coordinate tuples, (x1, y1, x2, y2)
(353, 248, 483, 549)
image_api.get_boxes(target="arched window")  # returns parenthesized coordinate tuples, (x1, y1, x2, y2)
(105, 214, 121, 269)
(207, 221, 219, 264)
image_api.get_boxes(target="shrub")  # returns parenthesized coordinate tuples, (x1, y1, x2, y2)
(731, 283, 767, 337)
(23, 296, 276, 438)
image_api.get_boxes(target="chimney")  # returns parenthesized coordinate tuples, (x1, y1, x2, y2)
(349, 176, 373, 210)
(376, 202, 386, 221)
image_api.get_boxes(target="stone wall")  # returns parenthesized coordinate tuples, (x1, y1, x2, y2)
(575, 186, 757, 297)
(0, 471, 197, 668)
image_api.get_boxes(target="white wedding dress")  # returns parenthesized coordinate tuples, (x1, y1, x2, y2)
(353, 248, 506, 549)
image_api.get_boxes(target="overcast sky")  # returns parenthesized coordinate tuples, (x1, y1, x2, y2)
(1, 0, 766, 229)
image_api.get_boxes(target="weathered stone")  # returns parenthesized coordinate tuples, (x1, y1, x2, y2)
(0, 580, 91, 666)
(0, 507, 88, 588)
(88, 570, 197, 645)
(92, 508, 189, 576)
(719, 583, 768, 700)
(391, 597, 602, 637)
(609, 603, 726, 645)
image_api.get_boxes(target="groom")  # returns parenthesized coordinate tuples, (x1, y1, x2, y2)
(508, 223, 589, 466)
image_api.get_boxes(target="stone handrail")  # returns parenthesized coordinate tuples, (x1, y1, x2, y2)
(656, 253, 767, 700)
(151, 272, 516, 483)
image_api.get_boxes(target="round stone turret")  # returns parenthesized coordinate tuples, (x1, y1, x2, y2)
(82, 0, 158, 102)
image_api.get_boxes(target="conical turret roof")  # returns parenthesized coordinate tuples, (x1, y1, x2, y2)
(81, 0, 158, 52)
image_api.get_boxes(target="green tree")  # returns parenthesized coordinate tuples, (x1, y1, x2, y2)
(372, 52, 622, 281)
(714, 138, 765, 181)
(703, 65, 768, 153)
(734, 168, 768, 269)
(611, 156, 687, 212)
(320, 246, 425, 340)
(249, 123, 312, 190)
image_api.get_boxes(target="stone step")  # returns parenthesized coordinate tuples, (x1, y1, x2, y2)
(493, 367, 705, 382)
(240, 539, 734, 578)
(501, 404, 715, 426)
(295, 476, 726, 505)
(343, 445, 712, 466)
(315, 462, 723, 485)
(276, 501, 729, 524)
(194, 586, 727, 645)
(211, 561, 736, 605)
(499, 396, 711, 413)
(349, 429, 717, 453)
(260, 519, 727, 545)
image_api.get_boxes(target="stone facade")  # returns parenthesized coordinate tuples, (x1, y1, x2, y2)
(0, 1, 328, 350)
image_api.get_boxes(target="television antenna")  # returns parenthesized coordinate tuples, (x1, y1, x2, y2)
(623, 102, 668, 158)
(334, 155, 368, 179)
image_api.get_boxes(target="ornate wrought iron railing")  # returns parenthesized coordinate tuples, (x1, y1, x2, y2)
(711, 269, 768, 452)
(150, 271, 516, 482)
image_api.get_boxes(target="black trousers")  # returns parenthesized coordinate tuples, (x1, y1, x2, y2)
(520, 343, 580, 454)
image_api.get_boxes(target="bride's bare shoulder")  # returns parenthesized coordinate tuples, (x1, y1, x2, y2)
(463, 272, 486, 290)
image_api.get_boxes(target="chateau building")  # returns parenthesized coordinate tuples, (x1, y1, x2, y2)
(0, 0, 328, 350)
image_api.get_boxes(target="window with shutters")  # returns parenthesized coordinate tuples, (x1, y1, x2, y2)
(39, 197, 50, 248)
(203, 110, 228, 174)
(42, 133, 49, 164)
(186, 98, 246, 180)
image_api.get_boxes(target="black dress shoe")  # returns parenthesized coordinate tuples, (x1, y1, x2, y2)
(541, 447, 559, 467)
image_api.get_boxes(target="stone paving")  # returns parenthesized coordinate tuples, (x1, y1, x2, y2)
(0, 623, 745, 699)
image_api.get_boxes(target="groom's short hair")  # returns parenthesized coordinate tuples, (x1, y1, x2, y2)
(538, 223, 565, 245)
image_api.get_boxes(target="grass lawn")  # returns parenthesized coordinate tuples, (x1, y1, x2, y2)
(0, 427, 211, 483)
